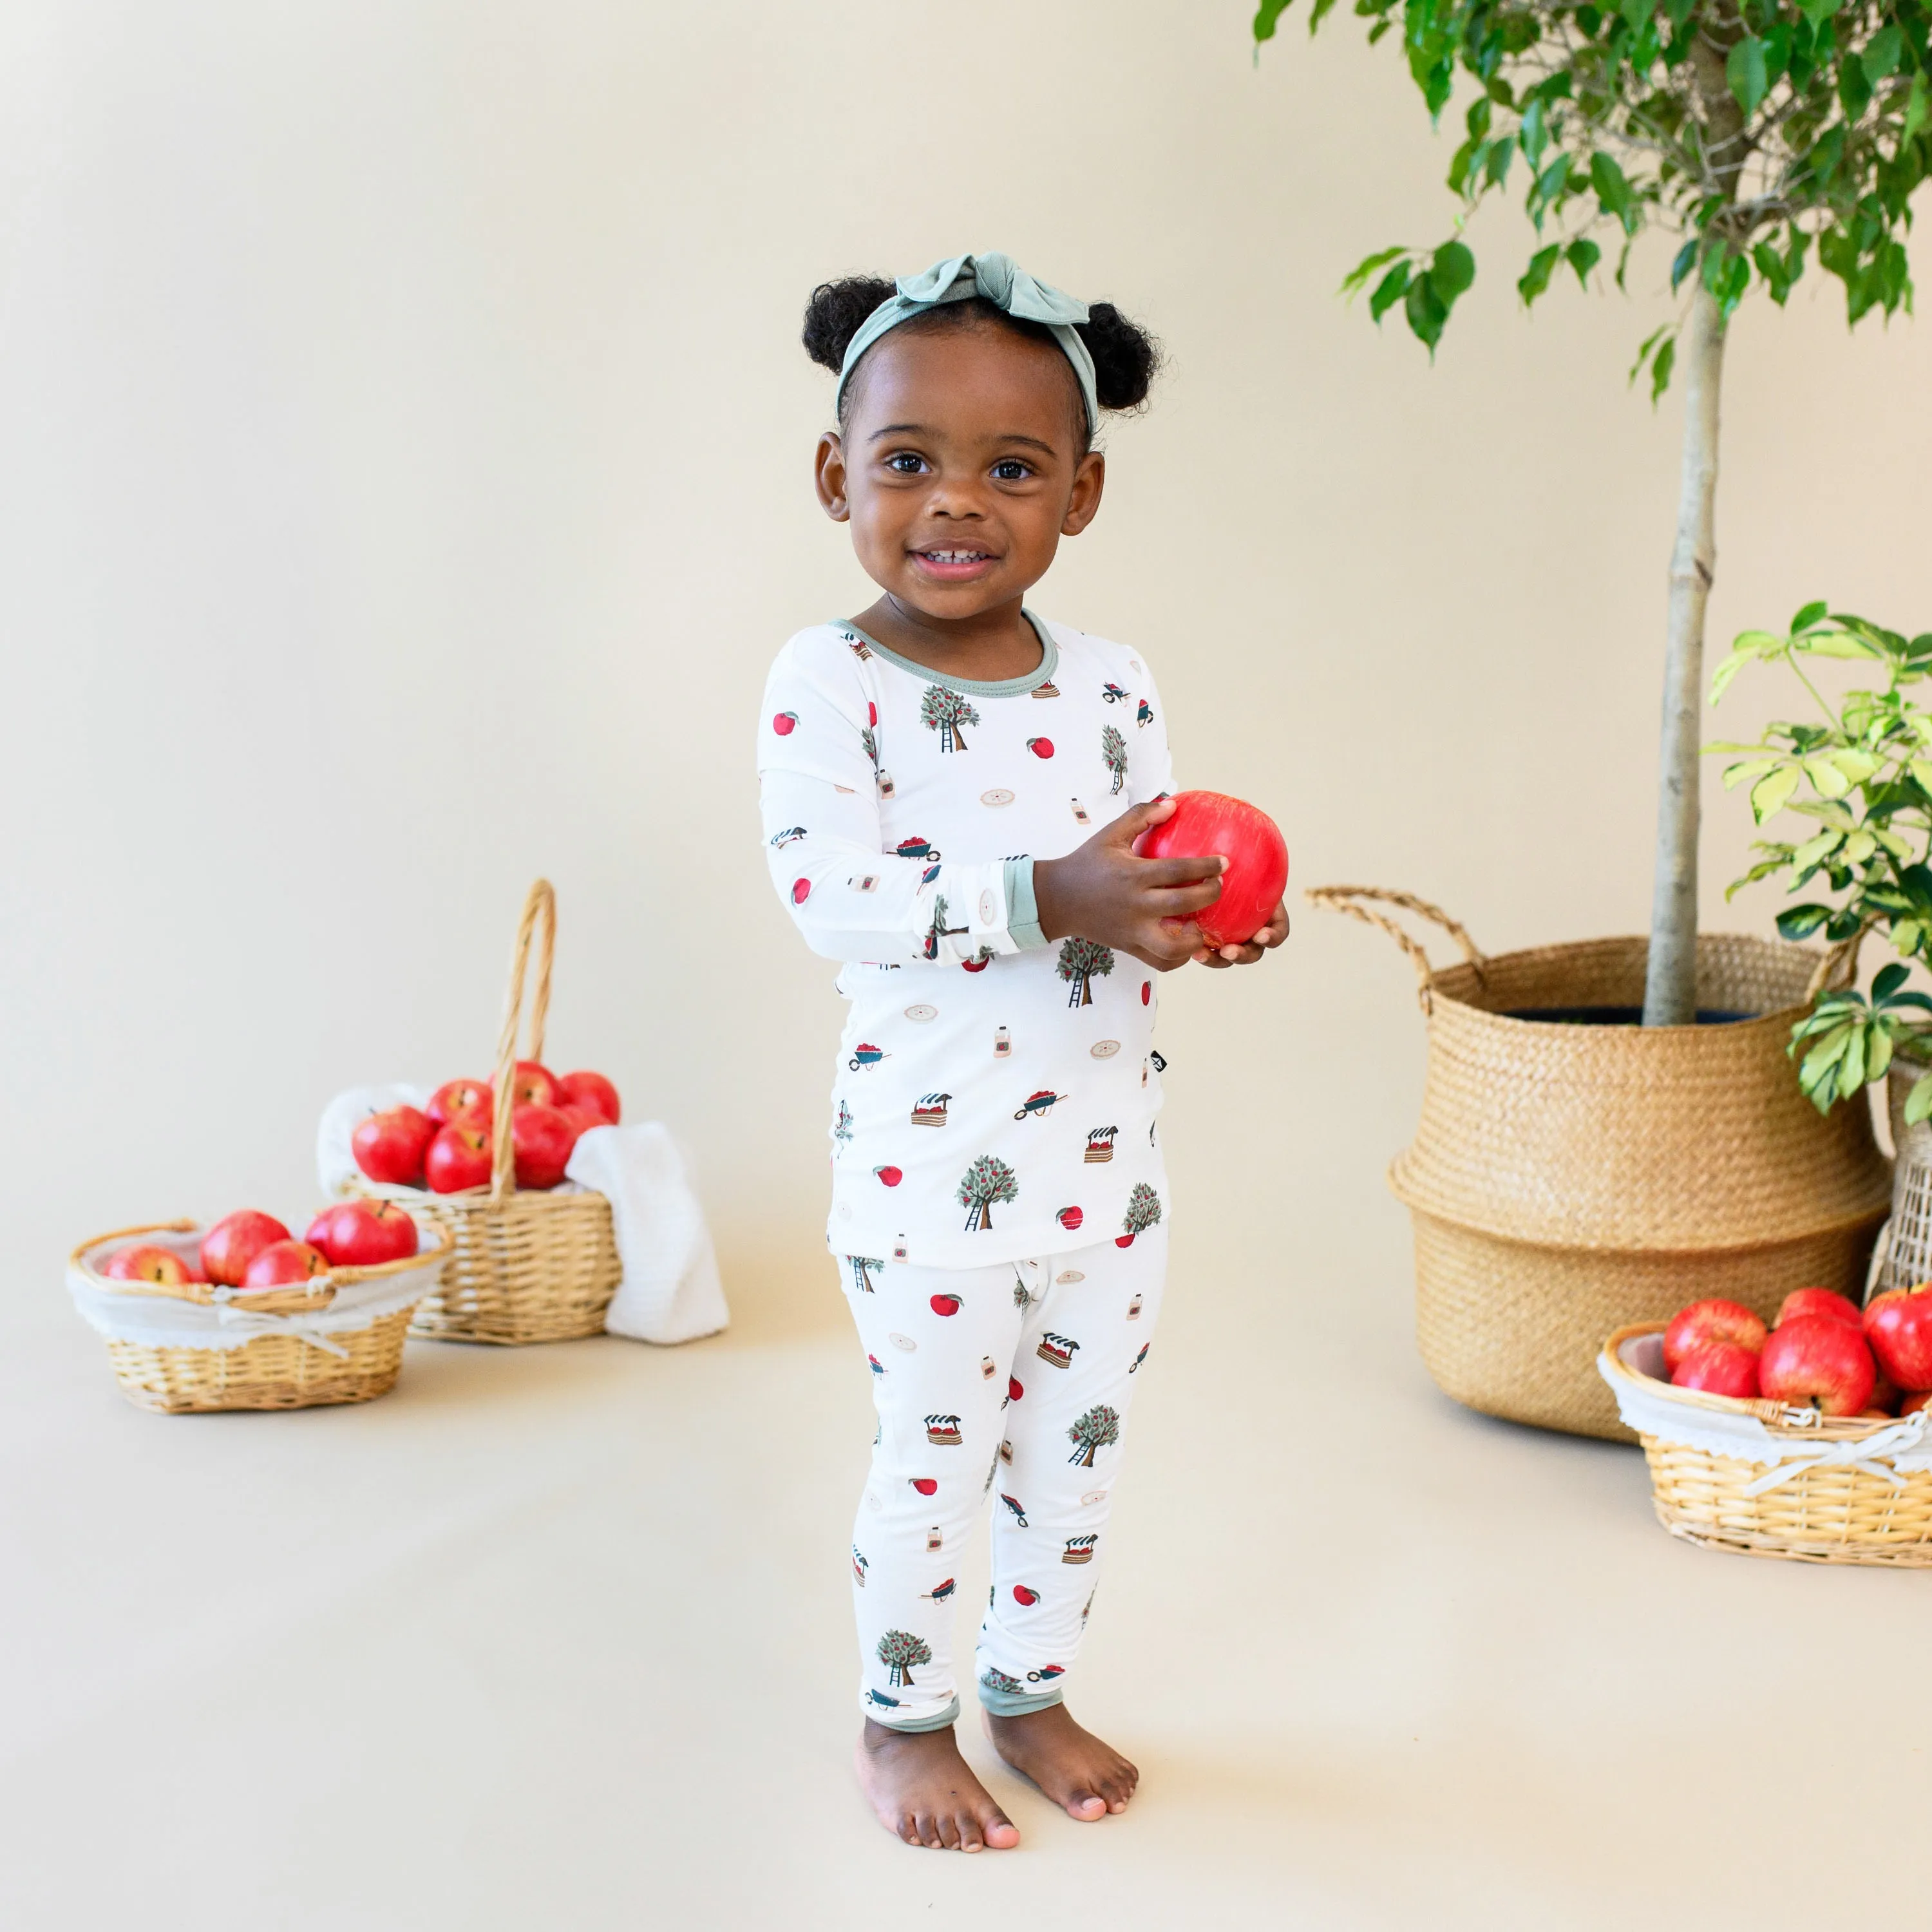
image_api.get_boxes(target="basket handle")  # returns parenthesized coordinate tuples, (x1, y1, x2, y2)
(489, 879, 558, 1204)
(1803, 918, 1870, 1003)
(1303, 884, 1487, 1015)
(66, 1218, 198, 1267)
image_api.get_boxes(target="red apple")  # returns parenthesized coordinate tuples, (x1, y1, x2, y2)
(1115, 1234, 1135, 1248)
(352, 1106, 435, 1187)
(1007, 1377, 1023, 1402)
(1663, 1298, 1767, 1372)
(1134, 789, 1290, 949)
(1864, 1282, 1932, 1391)
(200, 1209, 291, 1287)
(557, 1103, 605, 1139)
(1012, 1585, 1039, 1607)
(426, 1079, 493, 1130)
(511, 1101, 577, 1189)
(772, 710, 797, 735)
(497, 1060, 560, 1110)
(929, 1293, 961, 1317)
(1870, 1371, 1902, 1416)
(426, 1122, 493, 1193)
(1141, 981, 1151, 1005)
(243, 1240, 328, 1289)
(557, 1070, 621, 1125)
(875, 1166, 903, 1188)
(306, 1200, 417, 1269)
(910, 1477, 938, 1496)
(792, 878, 811, 905)
(1758, 1314, 1877, 1416)
(105, 1244, 195, 1286)
(1027, 737, 1054, 758)
(1671, 1340, 1761, 1399)
(1775, 1286, 1864, 1330)
(1902, 1390, 1932, 1416)
(1057, 1206, 1083, 1231)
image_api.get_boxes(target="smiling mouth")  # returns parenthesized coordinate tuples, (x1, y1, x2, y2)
(912, 547, 999, 576)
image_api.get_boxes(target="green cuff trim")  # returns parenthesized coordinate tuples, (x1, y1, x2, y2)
(868, 1695, 961, 1734)
(1003, 858, 1046, 951)
(979, 1683, 1065, 1718)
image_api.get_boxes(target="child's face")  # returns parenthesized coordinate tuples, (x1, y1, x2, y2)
(815, 321, 1105, 624)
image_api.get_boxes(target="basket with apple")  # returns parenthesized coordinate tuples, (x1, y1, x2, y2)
(1599, 1283, 1932, 1566)
(341, 878, 623, 1344)
(66, 1203, 453, 1413)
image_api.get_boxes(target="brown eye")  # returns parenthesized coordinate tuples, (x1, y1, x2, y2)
(992, 460, 1030, 482)
(887, 452, 925, 474)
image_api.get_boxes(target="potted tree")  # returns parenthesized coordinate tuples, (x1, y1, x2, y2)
(1255, 0, 1926, 1434)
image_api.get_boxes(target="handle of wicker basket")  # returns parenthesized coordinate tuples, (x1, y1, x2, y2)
(1303, 884, 1487, 1016)
(488, 878, 558, 1204)
(1803, 918, 1871, 1003)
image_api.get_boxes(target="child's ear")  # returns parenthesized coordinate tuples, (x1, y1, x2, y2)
(1060, 450, 1106, 538)
(815, 431, 852, 522)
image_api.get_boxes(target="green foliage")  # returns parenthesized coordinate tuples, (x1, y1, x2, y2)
(1709, 601, 1932, 1112)
(1258, 0, 1932, 382)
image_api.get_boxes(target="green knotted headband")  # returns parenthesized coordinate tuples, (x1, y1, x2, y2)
(834, 251, 1099, 435)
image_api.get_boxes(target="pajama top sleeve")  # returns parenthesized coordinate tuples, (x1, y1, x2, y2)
(757, 634, 1040, 968)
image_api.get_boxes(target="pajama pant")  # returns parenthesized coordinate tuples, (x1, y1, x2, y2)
(840, 1224, 1168, 1732)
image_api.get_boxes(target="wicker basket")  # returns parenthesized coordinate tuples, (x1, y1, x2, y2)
(1600, 1321, 1932, 1565)
(1312, 887, 1893, 1441)
(68, 1218, 453, 1414)
(360, 878, 621, 1344)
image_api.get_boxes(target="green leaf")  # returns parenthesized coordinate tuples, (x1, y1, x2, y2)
(1798, 0, 1841, 23)
(1864, 24, 1903, 84)
(1670, 239, 1698, 292)
(1431, 240, 1475, 300)
(1404, 271, 1448, 354)
(1368, 261, 1411, 322)
(1252, 0, 1296, 42)
(1589, 151, 1636, 232)
(1520, 97, 1548, 167)
(1709, 650, 1757, 703)
(1792, 600, 1830, 632)
(1904, 72, 1929, 147)
(1565, 238, 1602, 288)
(1519, 244, 1560, 304)
(1908, 1074, 1932, 1126)
(1873, 961, 1910, 1001)
(1777, 904, 1834, 940)
(1720, 756, 1777, 786)
(1728, 36, 1770, 118)
(1751, 765, 1802, 821)
(1649, 333, 1676, 402)
(1341, 245, 1407, 298)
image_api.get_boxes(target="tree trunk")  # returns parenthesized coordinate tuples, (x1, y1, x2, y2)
(1642, 281, 1727, 1027)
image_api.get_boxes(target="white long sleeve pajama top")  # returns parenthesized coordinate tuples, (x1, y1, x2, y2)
(757, 613, 1174, 1271)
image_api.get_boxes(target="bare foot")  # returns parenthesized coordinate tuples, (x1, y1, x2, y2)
(984, 1703, 1139, 1821)
(855, 1720, 1021, 1850)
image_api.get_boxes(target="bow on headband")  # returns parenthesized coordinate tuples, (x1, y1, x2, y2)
(834, 252, 1099, 433)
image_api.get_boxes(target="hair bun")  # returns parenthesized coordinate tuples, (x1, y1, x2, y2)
(1077, 303, 1159, 413)
(801, 276, 896, 374)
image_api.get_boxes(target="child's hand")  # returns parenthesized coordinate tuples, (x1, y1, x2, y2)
(1188, 902, 1289, 970)
(1033, 799, 1227, 971)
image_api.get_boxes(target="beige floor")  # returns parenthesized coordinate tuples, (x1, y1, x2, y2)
(8, 1193, 1926, 1932)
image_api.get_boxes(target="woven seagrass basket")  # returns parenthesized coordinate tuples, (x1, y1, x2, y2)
(1875, 1061, 1932, 1295)
(359, 878, 621, 1345)
(68, 1218, 452, 1414)
(1600, 1322, 1932, 1566)
(1312, 887, 1893, 1442)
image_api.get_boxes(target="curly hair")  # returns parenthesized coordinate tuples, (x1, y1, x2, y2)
(801, 273, 1160, 443)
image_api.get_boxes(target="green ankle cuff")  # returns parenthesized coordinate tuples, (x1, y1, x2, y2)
(979, 1683, 1065, 1718)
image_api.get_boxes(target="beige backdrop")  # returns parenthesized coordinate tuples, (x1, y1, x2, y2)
(4, 3, 1928, 1926)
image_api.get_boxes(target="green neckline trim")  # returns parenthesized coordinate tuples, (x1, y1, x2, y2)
(837, 612, 1059, 697)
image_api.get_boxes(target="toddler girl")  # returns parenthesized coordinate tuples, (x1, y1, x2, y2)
(757, 254, 1287, 1852)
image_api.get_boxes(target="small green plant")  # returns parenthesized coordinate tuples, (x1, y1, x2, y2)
(1709, 603, 1932, 1118)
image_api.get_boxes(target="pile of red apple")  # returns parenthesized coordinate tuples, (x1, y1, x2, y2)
(352, 1063, 621, 1195)
(102, 1202, 421, 1291)
(1662, 1283, 1932, 1419)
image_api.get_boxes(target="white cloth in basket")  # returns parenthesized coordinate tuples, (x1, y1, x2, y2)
(67, 1229, 441, 1358)
(316, 1086, 728, 1345)
(1598, 1331, 1932, 1488)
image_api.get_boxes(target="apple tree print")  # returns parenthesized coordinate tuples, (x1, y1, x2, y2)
(920, 685, 979, 752)
(878, 1628, 932, 1688)
(1057, 937, 1114, 1009)
(849, 1255, 883, 1294)
(980, 1666, 1023, 1696)
(1100, 724, 1127, 795)
(1067, 1403, 1121, 1467)
(958, 1154, 1019, 1232)
(1122, 1182, 1163, 1238)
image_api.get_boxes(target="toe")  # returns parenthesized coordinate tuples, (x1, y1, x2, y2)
(1066, 1790, 1107, 1821)
(984, 1815, 1020, 1850)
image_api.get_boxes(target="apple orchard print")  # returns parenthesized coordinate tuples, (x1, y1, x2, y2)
(1067, 1403, 1121, 1467)
(1100, 724, 1128, 796)
(877, 1629, 931, 1689)
(920, 685, 979, 753)
(957, 1155, 1018, 1233)
(1119, 1182, 1162, 1245)
(1057, 938, 1114, 1009)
